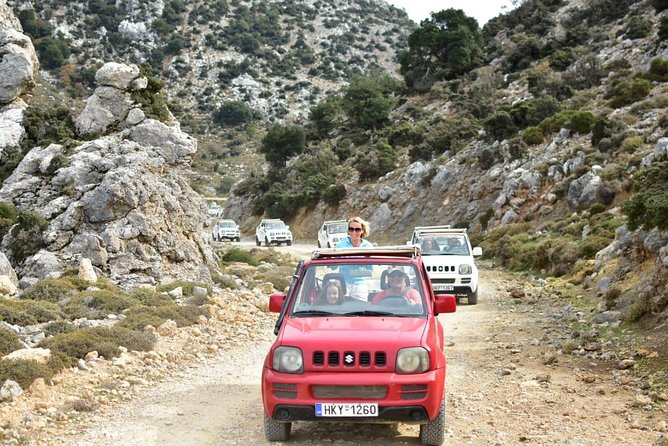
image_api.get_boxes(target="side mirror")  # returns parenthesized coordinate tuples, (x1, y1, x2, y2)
(434, 294, 456, 314)
(286, 225, 290, 229)
(269, 292, 287, 313)
(472, 247, 483, 256)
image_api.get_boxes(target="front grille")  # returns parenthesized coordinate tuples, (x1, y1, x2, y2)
(313, 350, 388, 368)
(313, 385, 387, 399)
(427, 265, 455, 272)
(400, 384, 428, 400)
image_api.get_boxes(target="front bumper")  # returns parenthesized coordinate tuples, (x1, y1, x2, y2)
(262, 368, 445, 424)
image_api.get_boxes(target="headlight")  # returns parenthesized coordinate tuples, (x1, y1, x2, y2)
(396, 347, 429, 374)
(459, 264, 472, 275)
(273, 346, 303, 374)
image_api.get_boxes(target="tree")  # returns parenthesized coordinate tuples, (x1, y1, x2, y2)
(259, 125, 306, 168)
(215, 101, 253, 126)
(399, 9, 483, 89)
(342, 72, 397, 130)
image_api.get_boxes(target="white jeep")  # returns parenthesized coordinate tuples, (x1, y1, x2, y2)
(256, 219, 293, 246)
(212, 219, 240, 242)
(317, 220, 347, 248)
(408, 226, 483, 304)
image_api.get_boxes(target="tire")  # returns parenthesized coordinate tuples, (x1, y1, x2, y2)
(235, 237, 240, 242)
(468, 288, 478, 305)
(265, 236, 270, 247)
(264, 413, 291, 442)
(327, 242, 332, 248)
(255, 236, 261, 246)
(287, 240, 292, 246)
(419, 399, 445, 446)
(317, 240, 321, 248)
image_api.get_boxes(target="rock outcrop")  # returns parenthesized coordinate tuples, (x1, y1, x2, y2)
(0, 0, 39, 163)
(0, 61, 216, 289)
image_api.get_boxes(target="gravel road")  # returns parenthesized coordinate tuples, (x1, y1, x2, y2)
(61, 263, 665, 445)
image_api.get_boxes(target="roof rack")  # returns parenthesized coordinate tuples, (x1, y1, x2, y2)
(311, 245, 421, 260)
(414, 226, 467, 235)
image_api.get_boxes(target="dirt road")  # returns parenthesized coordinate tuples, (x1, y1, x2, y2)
(63, 267, 665, 446)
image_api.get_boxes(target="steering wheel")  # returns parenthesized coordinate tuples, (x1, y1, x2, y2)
(376, 295, 410, 306)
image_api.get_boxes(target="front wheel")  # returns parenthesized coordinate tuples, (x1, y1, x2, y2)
(264, 413, 291, 441)
(468, 288, 478, 305)
(287, 240, 292, 246)
(255, 236, 261, 246)
(317, 240, 321, 248)
(265, 236, 270, 246)
(419, 399, 445, 446)
(235, 237, 240, 242)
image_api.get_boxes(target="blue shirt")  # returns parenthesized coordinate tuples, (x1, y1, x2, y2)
(336, 236, 373, 285)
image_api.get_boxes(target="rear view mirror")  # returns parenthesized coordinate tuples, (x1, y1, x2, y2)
(269, 292, 287, 312)
(472, 247, 483, 256)
(434, 294, 456, 315)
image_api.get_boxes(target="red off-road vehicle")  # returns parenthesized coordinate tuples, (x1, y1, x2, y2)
(262, 246, 456, 445)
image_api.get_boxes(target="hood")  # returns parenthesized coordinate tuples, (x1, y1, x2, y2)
(279, 316, 427, 351)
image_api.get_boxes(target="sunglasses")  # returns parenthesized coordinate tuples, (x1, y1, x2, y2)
(348, 227, 362, 232)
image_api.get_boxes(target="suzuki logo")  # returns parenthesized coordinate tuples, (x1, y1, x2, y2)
(344, 352, 354, 365)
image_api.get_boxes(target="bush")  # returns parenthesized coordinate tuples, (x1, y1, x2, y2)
(0, 352, 73, 389)
(117, 305, 204, 331)
(221, 247, 259, 266)
(608, 78, 653, 109)
(156, 281, 212, 297)
(128, 288, 174, 307)
(354, 142, 397, 181)
(131, 66, 171, 122)
(40, 326, 156, 360)
(0, 328, 21, 355)
(0, 201, 18, 242)
(522, 126, 544, 145)
(622, 161, 668, 230)
(322, 184, 347, 205)
(7, 210, 50, 264)
(43, 320, 76, 337)
(215, 101, 254, 126)
(0, 298, 62, 326)
(20, 277, 81, 303)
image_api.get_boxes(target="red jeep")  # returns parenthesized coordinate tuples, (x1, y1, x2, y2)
(262, 246, 456, 445)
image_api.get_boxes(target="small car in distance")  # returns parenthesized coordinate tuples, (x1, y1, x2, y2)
(262, 246, 456, 445)
(212, 219, 240, 242)
(256, 219, 293, 246)
(317, 220, 347, 248)
(207, 202, 223, 217)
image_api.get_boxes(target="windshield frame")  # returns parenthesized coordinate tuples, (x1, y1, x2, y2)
(287, 261, 427, 318)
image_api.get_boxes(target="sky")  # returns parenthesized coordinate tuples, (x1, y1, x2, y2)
(386, 0, 516, 26)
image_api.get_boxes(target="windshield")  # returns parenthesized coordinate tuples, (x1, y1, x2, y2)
(327, 222, 348, 234)
(218, 221, 236, 228)
(416, 235, 469, 255)
(266, 221, 286, 230)
(289, 262, 426, 317)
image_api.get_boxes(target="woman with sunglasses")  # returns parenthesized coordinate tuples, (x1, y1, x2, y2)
(335, 217, 372, 248)
(336, 216, 373, 300)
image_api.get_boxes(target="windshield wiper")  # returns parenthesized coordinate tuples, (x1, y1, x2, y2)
(293, 310, 337, 317)
(343, 310, 400, 317)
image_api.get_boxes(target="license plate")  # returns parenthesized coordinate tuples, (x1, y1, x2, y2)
(433, 284, 454, 291)
(315, 402, 378, 417)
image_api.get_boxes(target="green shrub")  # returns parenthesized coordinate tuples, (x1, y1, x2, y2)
(569, 111, 596, 133)
(117, 305, 204, 331)
(622, 161, 668, 230)
(622, 17, 653, 39)
(215, 100, 254, 126)
(7, 210, 50, 263)
(478, 208, 494, 229)
(221, 247, 259, 266)
(484, 111, 516, 142)
(40, 326, 156, 360)
(131, 66, 171, 122)
(608, 78, 653, 109)
(322, 184, 347, 205)
(522, 126, 544, 145)
(0, 298, 62, 326)
(0, 328, 21, 355)
(43, 320, 76, 337)
(21, 277, 81, 303)
(580, 234, 611, 257)
(385, 122, 424, 147)
(589, 203, 606, 215)
(254, 265, 294, 292)
(128, 288, 174, 307)
(354, 142, 397, 181)
(0, 352, 73, 389)
(61, 290, 139, 320)
(0, 201, 18, 242)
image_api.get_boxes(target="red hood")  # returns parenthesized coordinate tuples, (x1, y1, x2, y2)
(279, 316, 427, 351)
